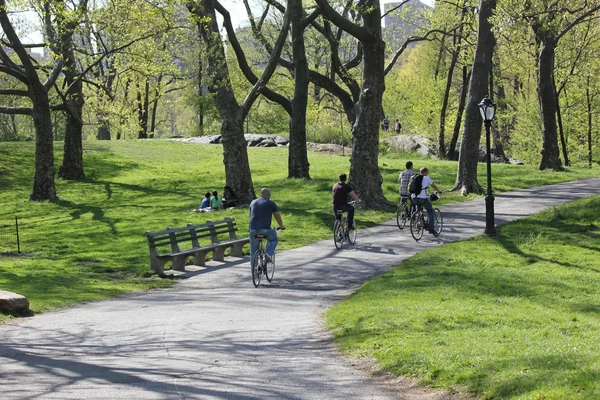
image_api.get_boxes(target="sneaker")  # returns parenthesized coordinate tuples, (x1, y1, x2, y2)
(265, 254, 273, 263)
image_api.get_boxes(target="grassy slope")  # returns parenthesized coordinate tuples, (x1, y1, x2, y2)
(0, 140, 597, 315)
(325, 196, 600, 399)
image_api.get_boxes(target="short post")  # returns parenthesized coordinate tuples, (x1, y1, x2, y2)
(478, 97, 498, 236)
(15, 215, 21, 253)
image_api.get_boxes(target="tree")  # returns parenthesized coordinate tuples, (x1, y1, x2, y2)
(315, 0, 394, 210)
(454, 0, 496, 194)
(187, 0, 290, 203)
(0, 0, 63, 200)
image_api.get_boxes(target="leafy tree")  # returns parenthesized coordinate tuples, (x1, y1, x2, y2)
(454, 0, 496, 194)
(0, 0, 63, 200)
(186, 0, 290, 203)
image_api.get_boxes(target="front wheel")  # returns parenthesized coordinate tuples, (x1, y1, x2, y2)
(333, 220, 344, 249)
(432, 208, 443, 236)
(265, 253, 275, 282)
(347, 219, 357, 244)
(396, 203, 408, 229)
(410, 212, 424, 241)
(252, 251, 263, 287)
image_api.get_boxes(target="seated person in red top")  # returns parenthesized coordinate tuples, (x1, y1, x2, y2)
(332, 173, 361, 228)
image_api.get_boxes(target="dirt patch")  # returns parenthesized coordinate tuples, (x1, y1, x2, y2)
(345, 355, 478, 400)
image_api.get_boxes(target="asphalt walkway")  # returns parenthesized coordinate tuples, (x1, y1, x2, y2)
(1, 179, 599, 399)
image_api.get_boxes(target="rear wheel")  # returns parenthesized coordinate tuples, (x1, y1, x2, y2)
(333, 220, 344, 249)
(347, 219, 357, 244)
(432, 208, 443, 236)
(410, 212, 424, 241)
(396, 203, 408, 229)
(252, 251, 263, 287)
(265, 253, 275, 282)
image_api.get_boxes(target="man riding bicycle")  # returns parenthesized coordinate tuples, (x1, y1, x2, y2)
(332, 173, 361, 228)
(411, 167, 440, 235)
(249, 188, 285, 266)
(398, 161, 417, 213)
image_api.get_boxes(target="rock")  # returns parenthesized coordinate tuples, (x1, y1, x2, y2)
(0, 290, 29, 313)
(385, 135, 431, 156)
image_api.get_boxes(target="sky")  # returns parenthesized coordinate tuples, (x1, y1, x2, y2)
(17, 0, 434, 48)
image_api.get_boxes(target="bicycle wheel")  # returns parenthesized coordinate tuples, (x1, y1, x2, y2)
(265, 253, 275, 282)
(396, 203, 408, 229)
(347, 219, 357, 244)
(252, 251, 263, 287)
(432, 208, 443, 236)
(410, 212, 424, 241)
(333, 220, 344, 249)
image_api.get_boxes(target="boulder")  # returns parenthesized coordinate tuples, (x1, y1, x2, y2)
(0, 290, 29, 313)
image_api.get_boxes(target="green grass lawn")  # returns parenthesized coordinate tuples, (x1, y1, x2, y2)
(325, 196, 600, 399)
(0, 139, 597, 317)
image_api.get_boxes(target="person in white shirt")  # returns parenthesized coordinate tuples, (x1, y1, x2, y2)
(411, 167, 440, 234)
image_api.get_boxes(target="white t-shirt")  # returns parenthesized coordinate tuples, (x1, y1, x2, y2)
(415, 175, 433, 199)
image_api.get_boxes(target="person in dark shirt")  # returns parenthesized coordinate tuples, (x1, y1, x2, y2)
(332, 173, 361, 228)
(221, 185, 238, 208)
(249, 188, 285, 265)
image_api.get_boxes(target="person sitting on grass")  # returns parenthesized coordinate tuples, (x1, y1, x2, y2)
(210, 190, 221, 210)
(221, 185, 238, 209)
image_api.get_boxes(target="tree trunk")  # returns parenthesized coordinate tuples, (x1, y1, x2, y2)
(535, 36, 563, 171)
(586, 77, 593, 168)
(438, 48, 460, 158)
(97, 116, 111, 140)
(448, 66, 469, 160)
(287, 0, 311, 179)
(554, 80, 569, 166)
(454, 0, 496, 194)
(348, 14, 393, 209)
(137, 80, 149, 139)
(58, 62, 85, 179)
(189, 0, 255, 204)
(30, 89, 57, 201)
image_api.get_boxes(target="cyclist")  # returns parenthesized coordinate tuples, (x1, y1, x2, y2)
(332, 173, 361, 229)
(249, 188, 285, 265)
(411, 167, 440, 235)
(398, 161, 417, 213)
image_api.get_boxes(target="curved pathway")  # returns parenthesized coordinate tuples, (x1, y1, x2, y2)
(1, 179, 599, 399)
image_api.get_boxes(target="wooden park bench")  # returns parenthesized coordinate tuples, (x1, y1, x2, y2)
(145, 217, 249, 274)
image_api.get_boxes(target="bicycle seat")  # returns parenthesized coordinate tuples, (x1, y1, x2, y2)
(335, 209, 345, 215)
(255, 234, 267, 239)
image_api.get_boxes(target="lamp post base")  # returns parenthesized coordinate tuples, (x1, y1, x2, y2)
(484, 194, 498, 236)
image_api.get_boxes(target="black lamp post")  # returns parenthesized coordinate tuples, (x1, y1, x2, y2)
(478, 97, 497, 236)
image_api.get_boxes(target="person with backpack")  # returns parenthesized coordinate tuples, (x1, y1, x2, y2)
(398, 161, 417, 212)
(410, 167, 440, 234)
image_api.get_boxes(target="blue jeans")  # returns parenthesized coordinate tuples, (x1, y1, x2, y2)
(333, 203, 355, 228)
(413, 197, 434, 231)
(249, 228, 278, 268)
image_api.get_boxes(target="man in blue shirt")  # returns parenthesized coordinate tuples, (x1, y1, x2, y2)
(249, 188, 285, 266)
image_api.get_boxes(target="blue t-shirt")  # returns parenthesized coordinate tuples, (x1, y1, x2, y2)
(249, 197, 279, 230)
(200, 198, 210, 209)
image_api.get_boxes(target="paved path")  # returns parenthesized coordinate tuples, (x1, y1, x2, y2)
(1, 179, 599, 399)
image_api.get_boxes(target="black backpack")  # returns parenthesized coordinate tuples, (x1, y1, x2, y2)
(408, 174, 424, 194)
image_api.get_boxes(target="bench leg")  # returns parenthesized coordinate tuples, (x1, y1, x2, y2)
(230, 243, 246, 257)
(212, 247, 225, 262)
(193, 251, 208, 267)
(150, 256, 169, 275)
(172, 255, 187, 271)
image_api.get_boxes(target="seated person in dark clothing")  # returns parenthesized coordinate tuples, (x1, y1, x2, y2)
(221, 185, 238, 208)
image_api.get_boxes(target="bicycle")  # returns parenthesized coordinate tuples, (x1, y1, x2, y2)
(410, 193, 443, 241)
(333, 201, 357, 249)
(396, 197, 412, 229)
(252, 227, 283, 287)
